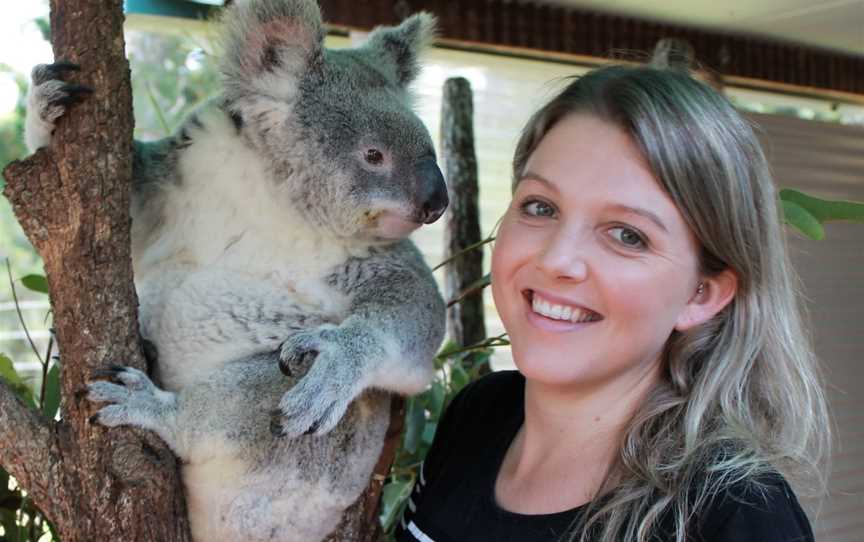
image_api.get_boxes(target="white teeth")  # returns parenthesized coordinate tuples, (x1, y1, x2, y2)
(531, 293, 599, 323)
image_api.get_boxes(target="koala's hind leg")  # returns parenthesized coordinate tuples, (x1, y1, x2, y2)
(25, 62, 92, 152)
(87, 366, 185, 455)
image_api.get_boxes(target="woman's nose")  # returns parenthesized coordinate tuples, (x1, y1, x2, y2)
(535, 230, 589, 282)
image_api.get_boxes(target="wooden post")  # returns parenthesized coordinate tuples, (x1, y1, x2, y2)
(441, 77, 487, 352)
(652, 37, 725, 91)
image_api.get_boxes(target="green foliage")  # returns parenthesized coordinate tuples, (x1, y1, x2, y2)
(780, 188, 864, 240)
(19, 276, 48, 295)
(40, 364, 60, 419)
(0, 353, 35, 407)
(126, 30, 220, 139)
(0, 64, 28, 191)
(379, 335, 509, 537)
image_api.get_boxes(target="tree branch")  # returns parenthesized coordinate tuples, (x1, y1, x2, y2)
(0, 379, 59, 516)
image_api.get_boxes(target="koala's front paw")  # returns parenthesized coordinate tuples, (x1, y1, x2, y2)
(87, 365, 175, 430)
(278, 324, 338, 377)
(25, 62, 93, 152)
(273, 328, 363, 438)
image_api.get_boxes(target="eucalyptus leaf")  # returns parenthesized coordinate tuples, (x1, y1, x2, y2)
(41, 363, 61, 419)
(781, 200, 824, 240)
(379, 480, 413, 532)
(20, 274, 49, 295)
(403, 398, 426, 455)
(0, 353, 36, 408)
(429, 380, 446, 420)
(451, 363, 470, 393)
(421, 421, 438, 446)
(780, 188, 864, 224)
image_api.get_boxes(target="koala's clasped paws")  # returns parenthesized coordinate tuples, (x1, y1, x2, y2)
(25, 62, 93, 152)
(273, 325, 372, 438)
(87, 365, 178, 445)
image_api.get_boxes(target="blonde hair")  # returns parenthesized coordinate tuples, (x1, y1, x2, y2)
(512, 65, 830, 542)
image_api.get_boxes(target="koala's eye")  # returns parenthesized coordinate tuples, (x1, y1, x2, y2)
(364, 148, 384, 166)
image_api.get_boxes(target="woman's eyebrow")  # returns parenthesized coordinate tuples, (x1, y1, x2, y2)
(608, 203, 669, 233)
(519, 171, 559, 192)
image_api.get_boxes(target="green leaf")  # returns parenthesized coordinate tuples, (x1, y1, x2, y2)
(467, 351, 492, 377)
(429, 380, 446, 420)
(41, 363, 61, 419)
(780, 188, 864, 224)
(421, 421, 438, 446)
(379, 480, 413, 532)
(403, 398, 426, 455)
(451, 363, 470, 393)
(781, 200, 824, 240)
(0, 353, 36, 408)
(20, 274, 49, 294)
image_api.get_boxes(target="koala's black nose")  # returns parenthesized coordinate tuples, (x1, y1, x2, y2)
(417, 159, 448, 224)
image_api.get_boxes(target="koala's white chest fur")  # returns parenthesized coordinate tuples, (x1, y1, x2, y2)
(128, 107, 388, 541)
(134, 107, 356, 390)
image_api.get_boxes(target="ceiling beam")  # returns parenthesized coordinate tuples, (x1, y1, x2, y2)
(318, 0, 864, 99)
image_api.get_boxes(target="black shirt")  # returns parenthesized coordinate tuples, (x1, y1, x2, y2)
(395, 370, 814, 542)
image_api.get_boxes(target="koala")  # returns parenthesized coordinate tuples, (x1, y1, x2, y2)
(26, 1, 447, 541)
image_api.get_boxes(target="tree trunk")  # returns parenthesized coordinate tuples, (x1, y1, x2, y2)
(0, 1, 191, 540)
(441, 77, 488, 352)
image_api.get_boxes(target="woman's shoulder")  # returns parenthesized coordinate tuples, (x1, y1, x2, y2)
(430, 369, 525, 448)
(695, 471, 814, 542)
(447, 370, 525, 419)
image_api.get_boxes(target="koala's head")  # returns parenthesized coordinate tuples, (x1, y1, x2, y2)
(219, 0, 448, 242)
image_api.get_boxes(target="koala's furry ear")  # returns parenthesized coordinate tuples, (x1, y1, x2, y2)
(219, 0, 325, 100)
(364, 12, 437, 87)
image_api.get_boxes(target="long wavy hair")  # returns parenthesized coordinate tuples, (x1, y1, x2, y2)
(512, 65, 831, 542)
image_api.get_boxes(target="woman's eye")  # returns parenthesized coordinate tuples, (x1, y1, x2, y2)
(609, 226, 646, 249)
(520, 199, 556, 218)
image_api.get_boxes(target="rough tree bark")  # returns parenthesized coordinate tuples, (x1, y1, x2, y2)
(0, 1, 191, 541)
(441, 77, 488, 353)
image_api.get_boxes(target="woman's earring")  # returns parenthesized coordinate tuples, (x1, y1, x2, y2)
(696, 282, 705, 296)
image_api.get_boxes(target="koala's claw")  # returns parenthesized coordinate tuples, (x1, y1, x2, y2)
(274, 376, 349, 438)
(86, 365, 173, 430)
(272, 402, 339, 439)
(90, 365, 148, 388)
(31, 61, 80, 85)
(26, 63, 93, 152)
(48, 84, 93, 108)
(279, 329, 330, 377)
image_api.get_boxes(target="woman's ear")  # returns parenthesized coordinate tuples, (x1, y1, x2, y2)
(675, 268, 738, 332)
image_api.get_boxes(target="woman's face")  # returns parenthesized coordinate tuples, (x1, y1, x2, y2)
(492, 114, 704, 395)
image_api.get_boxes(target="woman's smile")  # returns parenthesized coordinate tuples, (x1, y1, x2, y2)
(521, 288, 604, 333)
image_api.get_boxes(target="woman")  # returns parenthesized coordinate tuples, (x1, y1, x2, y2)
(395, 65, 830, 541)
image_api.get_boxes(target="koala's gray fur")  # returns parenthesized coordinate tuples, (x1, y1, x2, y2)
(26, 1, 446, 540)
